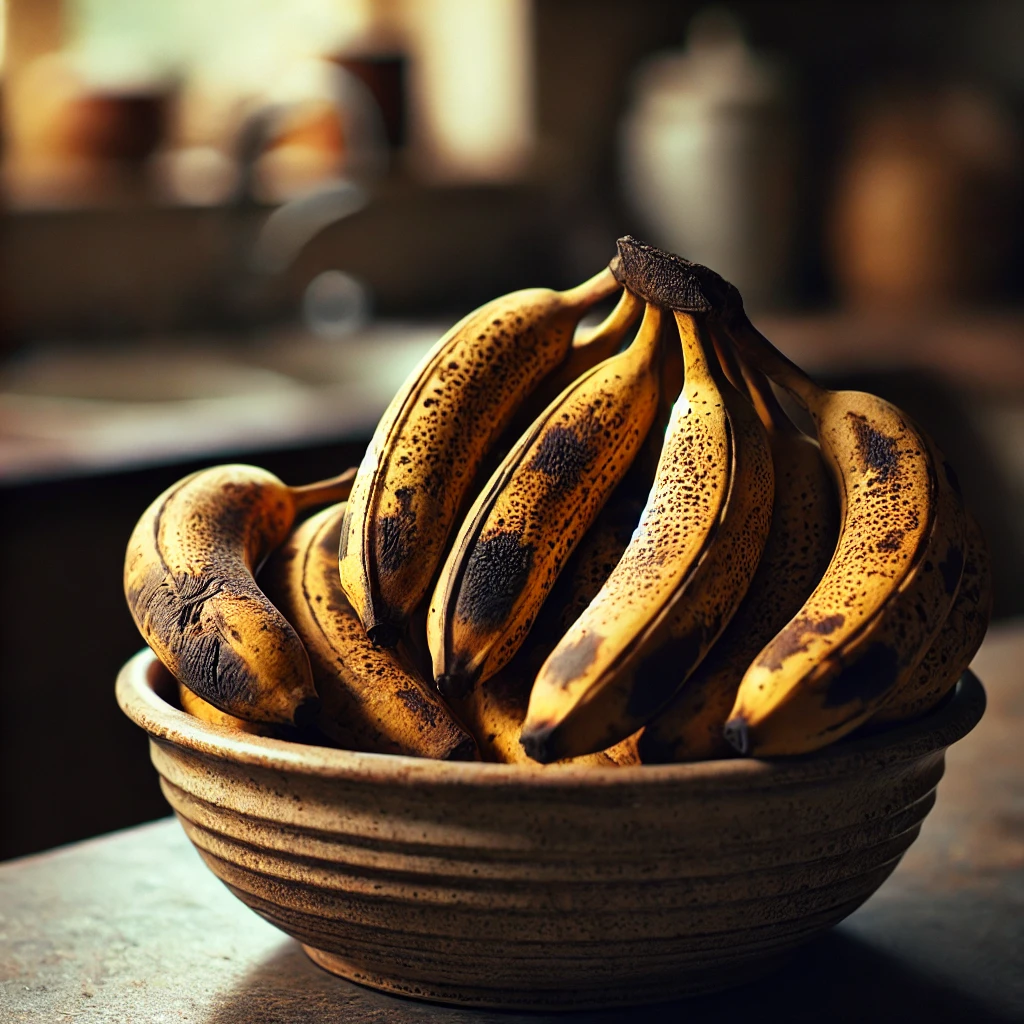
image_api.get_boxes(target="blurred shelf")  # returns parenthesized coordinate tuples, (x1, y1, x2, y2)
(0, 311, 1021, 487)
(0, 178, 554, 341)
(0, 322, 442, 485)
(756, 310, 1024, 397)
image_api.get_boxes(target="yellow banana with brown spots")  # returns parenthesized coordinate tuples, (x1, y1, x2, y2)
(515, 286, 645, 426)
(467, 287, 646, 508)
(871, 512, 991, 725)
(261, 504, 477, 760)
(339, 267, 620, 647)
(521, 298, 774, 763)
(638, 341, 838, 762)
(124, 464, 354, 725)
(177, 683, 275, 735)
(610, 236, 969, 755)
(456, 672, 640, 766)
(721, 345, 967, 754)
(428, 302, 663, 698)
(455, 478, 649, 765)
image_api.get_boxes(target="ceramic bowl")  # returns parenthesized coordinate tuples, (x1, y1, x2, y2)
(116, 647, 985, 1011)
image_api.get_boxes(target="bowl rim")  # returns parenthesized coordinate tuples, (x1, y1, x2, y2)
(116, 647, 986, 789)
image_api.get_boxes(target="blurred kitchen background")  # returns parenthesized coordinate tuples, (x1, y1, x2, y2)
(1, 0, 1022, 859)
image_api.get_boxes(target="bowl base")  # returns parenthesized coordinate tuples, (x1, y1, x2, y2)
(301, 943, 791, 1011)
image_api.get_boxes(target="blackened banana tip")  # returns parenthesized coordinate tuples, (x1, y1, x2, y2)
(723, 715, 751, 756)
(292, 695, 322, 730)
(519, 726, 558, 764)
(436, 672, 472, 701)
(446, 733, 480, 762)
(367, 622, 400, 649)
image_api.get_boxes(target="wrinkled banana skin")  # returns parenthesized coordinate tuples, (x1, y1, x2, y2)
(124, 465, 316, 725)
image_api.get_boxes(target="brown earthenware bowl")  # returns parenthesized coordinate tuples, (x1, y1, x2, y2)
(116, 647, 985, 1011)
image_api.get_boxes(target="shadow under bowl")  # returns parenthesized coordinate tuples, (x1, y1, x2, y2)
(116, 648, 985, 1011)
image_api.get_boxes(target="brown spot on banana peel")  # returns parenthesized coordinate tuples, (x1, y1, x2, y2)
(124, 466, 319, 725)
(264, 503, 477, 761)
(342, 270, 619, 644)
(848, 414, 901, 482)
(757, 613, 846, 672)
(128, 565, 253, 710)
(876, 529, 906, 552)
(544, 632, 604, 690)
(375, 486, 417, 577)
(394, 685, 440, 728)
(527, 424, 597, 493)
(454, 531, 537, 633)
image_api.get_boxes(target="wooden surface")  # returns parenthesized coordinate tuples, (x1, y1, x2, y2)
(2, 619, 1022, 1023)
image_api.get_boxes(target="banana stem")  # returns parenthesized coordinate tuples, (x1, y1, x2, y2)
(560, 266, 620, 310)
(606, 234, 826, 415)
(708, 322, 750, 398)
(634, 302, 663, 361)
(573, 286, 642, 350)
(742, 361, 801, 438)
(290, 467, 357, 512)
(709, 321, 800, 437)
(675, 311, 725, 391)
(722, 309, 824, 415)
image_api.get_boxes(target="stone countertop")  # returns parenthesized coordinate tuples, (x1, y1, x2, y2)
(1, 620, 1022, 1023)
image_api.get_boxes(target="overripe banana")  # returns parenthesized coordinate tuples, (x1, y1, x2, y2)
(610, 236, 968, 754)
(124, 464, 354, 724)
(515, 286, 645, 427)
(339, 268, 620, 646)
(261, 503, 477, 760)
(722, 355, 966, 754)
(456, 670, 640, 766)
(429, 302, 663, 698)
(639, 341, 838, 762)
(453, 287, 646, 559)
(521, 303, 774, 763)
(872, 512, 991, 724)
(177, 683, 274, 736)
(456, 478, 649, 765)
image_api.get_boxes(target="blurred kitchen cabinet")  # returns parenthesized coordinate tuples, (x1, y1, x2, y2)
(0, 438, 364, 861)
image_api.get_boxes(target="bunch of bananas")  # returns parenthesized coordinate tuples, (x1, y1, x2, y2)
(124, 237, 991, 764)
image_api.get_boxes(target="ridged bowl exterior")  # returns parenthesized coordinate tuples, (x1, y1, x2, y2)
(116, 649, 985, 1010)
